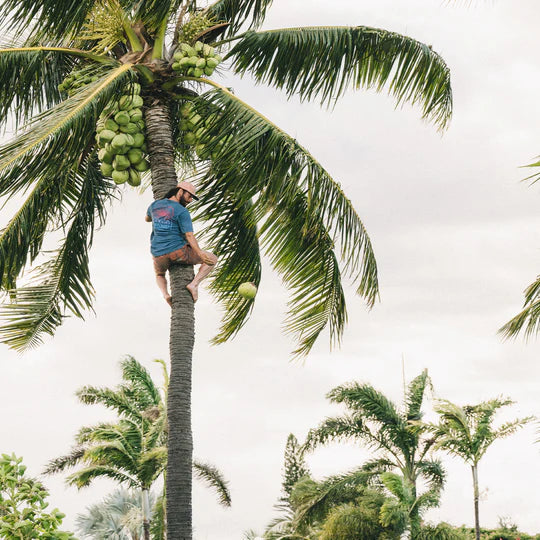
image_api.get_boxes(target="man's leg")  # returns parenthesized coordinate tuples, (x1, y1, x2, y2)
(153, 257, 173, 306)
(186, 251, 217, 303)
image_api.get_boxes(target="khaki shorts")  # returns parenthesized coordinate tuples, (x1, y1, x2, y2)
(153, 245, 203, 276)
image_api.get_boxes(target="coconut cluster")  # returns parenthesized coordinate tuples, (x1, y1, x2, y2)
(177, 13, 214, 44)
(58, 70, 98, 96)
(179, 102, 227, 161)
(172, 41, 222, 78)
(95, 83, 150, 186)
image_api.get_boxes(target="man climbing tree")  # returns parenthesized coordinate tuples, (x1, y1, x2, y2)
(146, 181, 217, 305)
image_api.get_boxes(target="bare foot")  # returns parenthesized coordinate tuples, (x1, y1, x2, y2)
(186, 283, 198, 303)
(164, 294, 173, 307)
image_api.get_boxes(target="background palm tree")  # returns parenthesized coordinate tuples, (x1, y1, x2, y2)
(76, 488, 153, 540)
(44, 356, 231, 540)
(302, 370, 445, 539)
(0, 1, 452, 536)
(423, 398, 533, 540)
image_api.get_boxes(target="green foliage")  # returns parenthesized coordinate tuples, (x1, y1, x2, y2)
(427, 398, 533, 466)
(282, 434, 310, 498)
(76, 488, 151, 539)
(303, 370, 445, 538)
(0, 453, 76, 539)
(0, 0, 453, 356)
(319, 503, 391, 540)
(416, 522, 470, 540)
(499, 273, 540, 340)
(227, 27, 452, 128)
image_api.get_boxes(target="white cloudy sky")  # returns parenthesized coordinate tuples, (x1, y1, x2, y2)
(1, 0, 540, 538)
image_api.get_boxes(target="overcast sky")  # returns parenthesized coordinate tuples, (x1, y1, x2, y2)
(1, 0, 539, 538)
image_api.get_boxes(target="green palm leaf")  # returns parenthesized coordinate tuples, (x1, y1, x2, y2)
(0, 157, 114, 351)
(196, 194, 262, 343)
(66, 465, 139, 489)
(189, 83, 377, 354)
(193, 460, 232, 507)
(120, 355, 162, 408)
(227, 26, 452, 128)
(205, 0, 274, 37)
(0, 0, 101, 41)
(0, 45, 112, 128)
(0, 62, 132, 193)
(499, 274, 540, 339)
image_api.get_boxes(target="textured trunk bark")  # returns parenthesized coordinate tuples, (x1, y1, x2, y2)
(472, 464, 480, 540)
(145, 96, 194, 540)
(142, 488, 151, 540)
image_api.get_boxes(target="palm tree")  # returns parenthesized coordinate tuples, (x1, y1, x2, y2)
(302, 370, 445, 539)
(500, 274, 540, 340)
(44, 356, 231, 540)
(0, 2, 453, 536)
(423, 398, 533, 540)
(76, 488, 153, 539)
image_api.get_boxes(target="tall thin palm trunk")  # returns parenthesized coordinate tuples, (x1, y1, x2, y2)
(471, 464, 480, 540)
(145, 97, 195, 539)
(142, 488, 151, 540)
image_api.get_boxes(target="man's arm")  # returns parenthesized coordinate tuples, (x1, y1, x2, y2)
(185, 232, 215, 265)
(145, 214, 152, 222)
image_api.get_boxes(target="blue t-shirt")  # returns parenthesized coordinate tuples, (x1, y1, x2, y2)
(147, 199, 194, 256)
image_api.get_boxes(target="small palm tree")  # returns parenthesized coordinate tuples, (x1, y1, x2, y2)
(302, 370, 445, 539)
(76, 488, 153, 539)
(423, 398, 533, 540)
(44, 356, 230, 540)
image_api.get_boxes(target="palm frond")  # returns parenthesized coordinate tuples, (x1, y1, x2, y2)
(291, 469, 371, 529)
(193, 460, 232, 507)
(43, 446, 87, 475)
(0, 62, 133, 195)
(76, 386, 143, 421)
(196, 195, 261, 344)
(0, 156, 115, 350)
(0, 0, 100, 41)
(120, 355, 162, 408)
(190, 84, 377, 355)
(499, 274, 540, 340)
(415, 459, 445, 492)
(227, 26, 452, 129)
(302, 415, 365, 452)
(405, 369, 430, 421)
(205, 0, 273, 37)
(66, 465, 139, 489)
(0, 46, 111, 129)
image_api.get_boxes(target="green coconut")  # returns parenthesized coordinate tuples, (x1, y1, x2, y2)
(206, 57, 219, 69)
(99, 129, 116, 143)
(100, 162, 113, 176)
(134, 159, 150, 172)
(111, 133, 129, 150)
(132, 133, 145, 148)
(113, 154, 131, 171)
(196, 58, 206, 69)
(184, 132, 196, 145)
(127, 148, 143, 165)
(98, 148, 114, 164)
(112, 169, 129, 184)
(204, 67, 214, 76)
(104, 119, 119, 131)
(238, 282, 257, 299)
(119, 122, 139, 134)
(114, 111, 130, 125)
(128, 168, 141, 186)
(193, 68, 204, 78)
(172, 62, 182, 71)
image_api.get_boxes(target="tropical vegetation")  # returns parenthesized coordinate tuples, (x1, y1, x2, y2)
(0, 0, 454, 534)
(301, 370, 444, 538)
(43, 356, 230, 539)
(0, 453, 76, 539)
(422, 398, 533, 540)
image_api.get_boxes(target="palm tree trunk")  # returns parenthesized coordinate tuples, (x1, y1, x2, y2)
(145, 97, 194, 540)
(142, 488, 151, 540)
(471, 464, 480, 540)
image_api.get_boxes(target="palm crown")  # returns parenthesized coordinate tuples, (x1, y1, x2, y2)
(0, 0, 452, 356)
